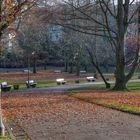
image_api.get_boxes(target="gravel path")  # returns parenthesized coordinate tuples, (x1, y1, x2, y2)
(2, 92, 140, 140)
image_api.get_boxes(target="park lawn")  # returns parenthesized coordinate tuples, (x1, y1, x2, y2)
(70, 90, 140, 115)
(0, 70, 98, 81)
(0, 133, 12, 140)
(1, 69, 140, 91)
(7, 81, 57, 91)
(68, 84, 106, 92)
(0, 136, 11, 140)
(68, 81, 140, 92)
(4, 80, 140, 92)
(128, 82, 140, 90)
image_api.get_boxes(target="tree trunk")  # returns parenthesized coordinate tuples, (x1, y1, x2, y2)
(113, 59, 127, 91)
(69, 63, 73, 73)
(113, 2, 127, 91)
(113, 60, 127, 89)
(87, 47, 110, 89)
(113, 79, 127, 91)
(64, 59, 68, 72)
(105, 63, 109, 73)
(33, 57, 36, 74)
(113, 40, 127, 90)
(44, 60, 47, 70)
(44, 65, 47, 70)
(84, 65, 87, 72)
(95, 64, 111, 89)
(32, 54, 37, 73)
(76, 58, 80, 76)
(27, 53, 30, 88)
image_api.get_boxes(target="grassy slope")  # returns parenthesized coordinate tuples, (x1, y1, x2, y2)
(71, 93, 140, 116)
(69, 82, 140, 116)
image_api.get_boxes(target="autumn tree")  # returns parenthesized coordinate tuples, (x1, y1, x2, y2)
(0, 0, 37, 37)
(0, 0, 37, 135)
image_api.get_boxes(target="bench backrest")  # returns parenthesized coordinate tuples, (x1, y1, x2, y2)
(54, 70, 61, 73)
(1, 82, 8, 87)
(56, 78, 64, 82)
(26, 80, 34, 84)
(86, 76, 94, 79)
(24, 70, 31, 73)
(80, 70, 86, 73)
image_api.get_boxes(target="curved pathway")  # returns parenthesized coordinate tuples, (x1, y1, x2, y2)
(18, 79, 140, 93)
(20, 81, 114, 93)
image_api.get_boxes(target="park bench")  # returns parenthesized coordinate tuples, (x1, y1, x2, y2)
(54, 70, 61, 73)
(26, 80, 37, 88)
(23, 69, 31, 73)
(56, 78, 66, 85)
(80, 70, 86, 74)
(86, 76, 96, 82)
(1, 82, 12, 92)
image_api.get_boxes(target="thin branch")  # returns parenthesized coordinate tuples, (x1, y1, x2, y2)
(51, 21, 116, 38)
(128, 4, 140, 24)
(63, 0, 114, 33)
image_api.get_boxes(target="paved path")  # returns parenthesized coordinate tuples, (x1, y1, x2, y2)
(27, 81, 109, 92)
(3, 92, 140, 140)
(20, 79, 140, 93)
(21, 81, 115, 93)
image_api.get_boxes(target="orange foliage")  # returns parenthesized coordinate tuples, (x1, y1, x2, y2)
(0, 0, 35, 35)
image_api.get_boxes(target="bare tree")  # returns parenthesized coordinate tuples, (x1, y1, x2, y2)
(55, 0, 140, 90)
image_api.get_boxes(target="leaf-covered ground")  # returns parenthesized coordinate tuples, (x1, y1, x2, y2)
(71, 90, 140, 116)
(2, 91, 140, 140)
(0, 70, 113, 82)
(0, 70, 93, 81)
(72, 91, 140, 107)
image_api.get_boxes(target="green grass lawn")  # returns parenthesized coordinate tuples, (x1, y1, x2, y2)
(128, 82, 140, 90)
(0, 136, 11, 140)
(1, 78, 94, 92)
(68, 85, 106, 92)
(1, 76, 140, 92)
(0, 133, 11, 140)
(68, 81, 140, 92)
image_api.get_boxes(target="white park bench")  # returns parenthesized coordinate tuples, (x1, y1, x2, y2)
(86, 76, 96, 82)
(56, 78, 66, 85)
(80, 70, 86, 74)
(23, 69, 31, 73)
(1, 82, 12, 91)
(26, 80, 37, 88)
(54, 70, 61, 73)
